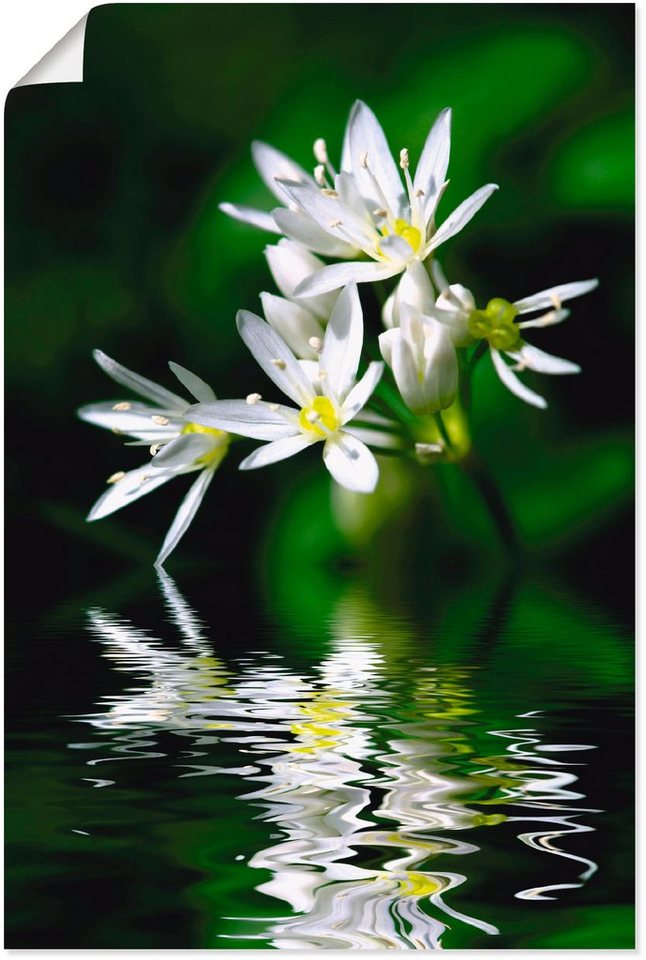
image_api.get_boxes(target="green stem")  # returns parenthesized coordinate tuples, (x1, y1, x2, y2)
(461, 449, 522, 559)
(433, 411, 452, 450)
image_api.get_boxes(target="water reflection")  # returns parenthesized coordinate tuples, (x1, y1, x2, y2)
(75, 572, 601, 949)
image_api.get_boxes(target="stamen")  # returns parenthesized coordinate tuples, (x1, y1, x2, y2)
(550, 293, 562, 309)
(314, 164, 327, 187)
(329, 219, 342, 228)
(313, 138, 328, 164)
(113, 401, 131, 411)
(373, 208, 388, 219)
(321, 188, 339, 198)
(269, 403, 280, 412)
(270, 358, 286, 370)
(111, 427, 123, 435)
(415, 442, 444, 455)
(149, 443, 163, 456)
(415, 188, 425, 198)
(308, 336, 323, 353)
(140, 474, 150, 484)
(107, 471, 125, 484)
(246, 392, 262, 405)
(399, 148, 410, 169)
(151, 415, 169, 426)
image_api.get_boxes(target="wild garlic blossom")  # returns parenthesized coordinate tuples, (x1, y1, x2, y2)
(79, 351, 229, 566)
(429, 263, 598, 409)
(79, 99, 600, 564)
(187, 284, 388, 493)
(221, 101, 498, 296)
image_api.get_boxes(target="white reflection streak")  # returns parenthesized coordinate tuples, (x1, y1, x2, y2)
(234, 593, 498, 949)
(487, 726, 599, 901)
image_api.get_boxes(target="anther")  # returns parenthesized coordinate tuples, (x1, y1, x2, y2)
(308, 336, 323, 353)
(113, 401, 131, 411)
(246, 392, 262, 405)
(151, 415, 169, 426)
(550, 293, 562, 309)
(313, 138, 328, 164)
(360, 152, 369, 169)
(107, 471, 125, 484)
(140, 474, 150, 484)
(150, 443, 163, 456)
(270, 358, 286, 370)
(399, 148, 410, 169)
(111, 427, 122, 435)
(269, 403, 280, 412)
(415, 188, 425, 198)
(329, 219, 342, 228)
(373, 208, 388, 219)
(321, 188, 339, 198)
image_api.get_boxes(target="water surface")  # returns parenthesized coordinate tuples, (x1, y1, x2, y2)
(5, 567, 634, 948)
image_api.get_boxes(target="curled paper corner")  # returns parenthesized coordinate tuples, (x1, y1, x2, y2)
(15, 13, 88, 87)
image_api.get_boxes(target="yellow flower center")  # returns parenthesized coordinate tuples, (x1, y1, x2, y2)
(467, 297, 522, 352)
(182, 421, 230, 466)
(298, 396, 340, 438)
(379, 218, 422, 255)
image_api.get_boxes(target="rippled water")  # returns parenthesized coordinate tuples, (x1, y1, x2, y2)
(6, 568, 634, 949)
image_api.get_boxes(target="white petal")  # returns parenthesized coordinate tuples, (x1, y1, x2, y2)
(378, 327, 397, 368)
(346, 100, 405, 218)
(155, 469, 216, 567)
(421, 316, 459, 410)
(413, 107, 452, 221)
(514, 279, 599, 314)
(277, 179, 378, 251)
(77, 401, 179, 440)
(87, 465, 174, 521)
(272, 208, 358, 258)
(428, 184, 499, 251)
(320, 283, 363, 401)
(385, 261, 434, 328)
(510, 343, 581, 375)
(379, 234, 414, 262)
(188, 399, 299, 440)
(251, 140, 315, 200)
(168, 362, 216, 402)
(92, 350, 188, 411)
(343, 425, 399, 449)
(491, 348, 547, 409)
(518, 308, 570, 330)
(341, 361, 384, 422)
(218, 202, 279, 234)
(379, 327, 423, 412)
(239, 433, 312, 470)
(236, 310, 315, 406)
(260, 292, 323, 359)
(294, 260, 400, 298)
(264, 239, 338, 319)
(323, 432, 379, 493)
(382, 290, 397, 329)
(151, 433, 217, 470)
(430, 258, 450, 294)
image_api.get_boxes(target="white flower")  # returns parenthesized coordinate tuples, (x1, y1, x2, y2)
(78, 350, 229, 566)
(261, 239, 338, 359)
(221, 101, 498, 297)
(188, 284, 387, 493)
(377, 262, 457, 415)
(430, 264, 599, 408)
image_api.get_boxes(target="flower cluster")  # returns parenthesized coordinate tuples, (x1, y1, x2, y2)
(80, 101, 598, 565)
